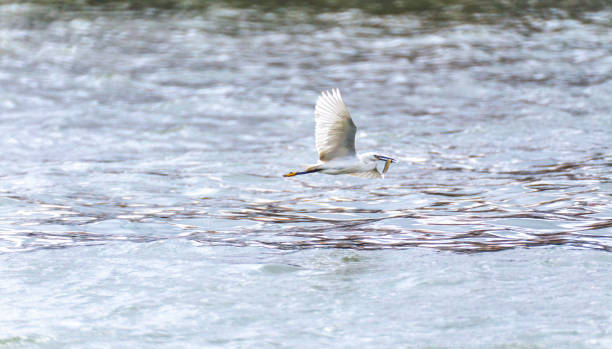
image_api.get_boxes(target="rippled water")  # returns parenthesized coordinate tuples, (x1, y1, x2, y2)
(1, 4, 611, 347)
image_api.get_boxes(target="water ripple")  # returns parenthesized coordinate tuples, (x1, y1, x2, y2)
(0, 7, 611, 254)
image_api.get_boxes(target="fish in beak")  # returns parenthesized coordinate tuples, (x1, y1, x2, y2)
(374, 155, 397, 175)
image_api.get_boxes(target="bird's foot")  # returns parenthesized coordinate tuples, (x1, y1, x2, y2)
(283, 171, 297, 177)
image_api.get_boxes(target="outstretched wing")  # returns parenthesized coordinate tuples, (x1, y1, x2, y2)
(349, 169, 382, 179)
(314, 89, 357, 162)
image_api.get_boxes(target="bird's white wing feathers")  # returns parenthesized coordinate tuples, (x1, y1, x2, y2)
(314, 89, 357, 162)
(349, 169, 382, 179)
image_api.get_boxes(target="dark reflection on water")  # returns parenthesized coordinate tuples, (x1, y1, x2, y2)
(3, 155, 609, 253)
(21, 0, 612, 19)
(214, 162, 611, 253)
(0, 5, 611, 254)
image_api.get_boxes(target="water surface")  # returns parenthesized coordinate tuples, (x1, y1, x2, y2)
(0, 4, 611, 348)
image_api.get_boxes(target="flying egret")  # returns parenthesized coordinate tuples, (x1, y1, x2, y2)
(284, 89, 396, 179)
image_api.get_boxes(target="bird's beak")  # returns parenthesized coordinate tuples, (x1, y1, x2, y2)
(374, 155, 396, 163)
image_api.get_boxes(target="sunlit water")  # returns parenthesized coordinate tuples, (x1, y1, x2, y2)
(1, 4, 611, 347)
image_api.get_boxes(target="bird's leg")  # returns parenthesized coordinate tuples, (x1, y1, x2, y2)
(283, 169, 322, 177)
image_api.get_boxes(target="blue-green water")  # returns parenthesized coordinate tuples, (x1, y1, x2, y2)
(0, 4, 611, 348)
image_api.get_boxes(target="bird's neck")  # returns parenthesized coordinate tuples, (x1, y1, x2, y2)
(359, 160, 377, 171)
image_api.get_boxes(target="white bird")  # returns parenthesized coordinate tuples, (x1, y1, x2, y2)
(284, 88, 396, 179)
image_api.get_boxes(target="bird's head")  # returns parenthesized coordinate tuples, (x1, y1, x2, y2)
(360, 152, 396, 164)
(359, 152, 397, 176)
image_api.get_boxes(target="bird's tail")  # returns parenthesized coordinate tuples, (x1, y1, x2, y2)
(283, 168, 322, 177)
